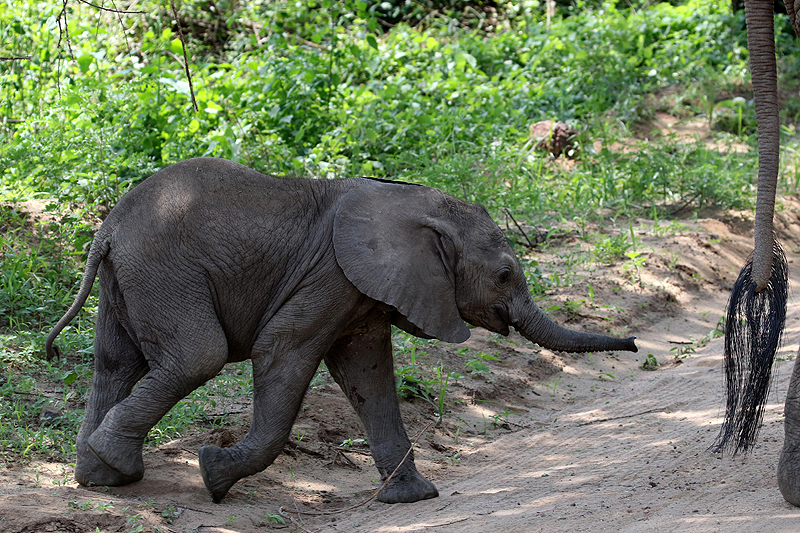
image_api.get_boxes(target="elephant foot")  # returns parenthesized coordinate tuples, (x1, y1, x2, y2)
(377, 471, 438, 504)
(779, 445, 800, 506)
(199, 445, 239, 503)
(75, 446, 143, 486)
(83, 430, 144, 486)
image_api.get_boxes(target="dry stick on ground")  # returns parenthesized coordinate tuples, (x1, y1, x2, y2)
(329, 448, 360, 469)
(328, 443, 372, 456)
(279, 420, 435, 526)
(577, 407, 664, 426)
(170, 0, 198, 113)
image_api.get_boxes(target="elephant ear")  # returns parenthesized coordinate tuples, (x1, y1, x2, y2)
(333, 180, 471, 344)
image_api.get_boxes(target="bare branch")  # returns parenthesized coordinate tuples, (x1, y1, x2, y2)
(170, 0, 199, 113)
(74, 0, 145, 14)
(56, 0, 73, 58)
(107, 0, 133, 53)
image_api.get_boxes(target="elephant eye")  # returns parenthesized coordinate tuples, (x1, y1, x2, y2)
(498, 270, 512, 284)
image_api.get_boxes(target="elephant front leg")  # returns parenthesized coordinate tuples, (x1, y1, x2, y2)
(324, 314, 438, 504)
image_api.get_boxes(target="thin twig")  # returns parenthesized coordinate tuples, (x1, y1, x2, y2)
(54, 0, 72, 97)
(279, 420, 434, 519)
(75, 0, 145, 13)
(0, 56, 32, 61)
(668, 193, 701, 216)
(181, 506, 213, 514)
(329, 449, 360, 469)
(170, 0, 198, 112)
(326, 442, 371, 455)
(287, 498, 315, 533)
(58, 0, 73, 57)
(108, 0, 133, 52)
(429, 517, 470, 527)
(577, 408, 663, 426)
(503, 208, 535, 248)
(288, 442, 326, 458)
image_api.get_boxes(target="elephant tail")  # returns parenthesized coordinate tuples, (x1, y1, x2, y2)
(712, 238, 788, 455)
(45, 225, 113, 361)
(712, 0, 790, 456)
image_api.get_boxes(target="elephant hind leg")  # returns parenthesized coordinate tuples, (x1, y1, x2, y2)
(197, 283, 371, 503)
(75, 291, 149, 487)
(198, 334, 327, 503)
(85, 319, 229, 486)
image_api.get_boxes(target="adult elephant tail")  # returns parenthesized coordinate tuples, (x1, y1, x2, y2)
(713, 242, 787, 455)
(712, 0, 792, 455)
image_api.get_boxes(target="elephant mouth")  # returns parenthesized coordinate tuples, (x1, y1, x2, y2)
(491, 304, 514, 336)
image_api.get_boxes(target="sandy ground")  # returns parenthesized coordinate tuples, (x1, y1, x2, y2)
(4, 194, 800, 532)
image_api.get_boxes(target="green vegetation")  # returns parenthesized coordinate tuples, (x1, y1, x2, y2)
(1, 0, 800, 462)
(393, 335, 461, 423)
(640, 353, 660, 370)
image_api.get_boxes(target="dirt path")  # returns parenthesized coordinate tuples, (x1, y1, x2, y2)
(4, 204, 800, 532)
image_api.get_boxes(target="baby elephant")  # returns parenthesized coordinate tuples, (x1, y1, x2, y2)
(47, 157, 637, 504)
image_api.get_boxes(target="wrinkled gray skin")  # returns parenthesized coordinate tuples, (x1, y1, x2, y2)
(47, 157, 637, 504)
(742, 0, 800, 507)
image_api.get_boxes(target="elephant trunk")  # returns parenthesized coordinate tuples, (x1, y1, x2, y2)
(511, 297, 637, 354)
(779, 353, 800, 507)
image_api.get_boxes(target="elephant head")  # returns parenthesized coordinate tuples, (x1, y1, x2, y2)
(715, 0, 800, 507)
(333, 179, 637, 354)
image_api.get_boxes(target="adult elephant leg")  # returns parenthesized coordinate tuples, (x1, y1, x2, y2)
(779, 352, 800, 506)
(324, 311, 438, 504)
(86, 307, 229, 483)
(75, 286, 148, 486)
(779, 0, 800, 507)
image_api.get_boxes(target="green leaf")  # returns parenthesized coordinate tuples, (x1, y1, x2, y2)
(294, 123, 308, 144)
(366, 34, 378, 50)
(76, 54, 93, 73)
(169, 38, 184, 55)
(463, 52, 477, 69)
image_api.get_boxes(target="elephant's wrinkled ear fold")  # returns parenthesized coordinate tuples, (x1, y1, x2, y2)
(333, 181, 470, 344)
